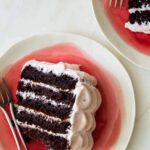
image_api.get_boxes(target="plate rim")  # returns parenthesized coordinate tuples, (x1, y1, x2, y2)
(0, 32, 135, 150)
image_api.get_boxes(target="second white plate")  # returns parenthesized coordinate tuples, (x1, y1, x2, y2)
(92, 0, 150, 70)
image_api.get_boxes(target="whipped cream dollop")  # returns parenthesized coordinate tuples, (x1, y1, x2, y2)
(23, 60, 102, 150)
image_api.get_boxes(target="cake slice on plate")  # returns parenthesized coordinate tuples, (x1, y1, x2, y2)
(125, 0, 150, 33)
(14, 60, 101, 150)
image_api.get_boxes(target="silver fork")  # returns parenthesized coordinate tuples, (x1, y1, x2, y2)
(0, 79, 28, 150)
(109, 0, 124, 8)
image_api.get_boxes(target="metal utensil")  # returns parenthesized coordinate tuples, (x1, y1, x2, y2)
(0, 79, 28, 150)
(109, 0, 124, 8)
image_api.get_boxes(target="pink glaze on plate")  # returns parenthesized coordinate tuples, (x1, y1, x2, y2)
(0, 110, 17, 150)
(2, 44, 124, 150)
(103, 0, 150, 55)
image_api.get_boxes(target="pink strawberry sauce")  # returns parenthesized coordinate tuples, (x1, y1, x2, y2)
(103, 0, 150, 55)
(0, 43, 124, 150)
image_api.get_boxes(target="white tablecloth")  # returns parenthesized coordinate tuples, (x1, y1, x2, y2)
(0, 0, 150, 149)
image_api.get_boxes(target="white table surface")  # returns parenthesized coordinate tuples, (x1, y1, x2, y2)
(0, 0, 150, 150)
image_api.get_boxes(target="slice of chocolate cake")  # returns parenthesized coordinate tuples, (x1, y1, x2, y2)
(125, 0, 150, 33)
(14, 60, 101, 150)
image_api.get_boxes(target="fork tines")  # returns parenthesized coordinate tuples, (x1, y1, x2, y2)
(109, 0, 124, 8)
(0, 79, 12, 105)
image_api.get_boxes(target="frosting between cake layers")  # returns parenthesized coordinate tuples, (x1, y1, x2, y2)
(17, 120, 68, 139)
(125, 22, 150, 33)
(17, 91, 70, 108)
(15, 104, 62, 122)
(20, 78, 72, 92)
(18, 60, 101, 150)
(129, 4, 150, 13)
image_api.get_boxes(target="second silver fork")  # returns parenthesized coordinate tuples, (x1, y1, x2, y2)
(109, 0, 124, 8)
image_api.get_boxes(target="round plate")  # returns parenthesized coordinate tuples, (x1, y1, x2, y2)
(0, 33, 135, 150)
(92, 0, 150, 70)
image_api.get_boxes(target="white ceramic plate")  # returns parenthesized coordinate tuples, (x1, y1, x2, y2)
(0, 33, 135, 150)
(92, 0, 150, 70)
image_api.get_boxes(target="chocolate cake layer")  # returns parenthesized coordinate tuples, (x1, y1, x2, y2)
(17, 94, 72, 119)
(14, 106, 70, 134)
(129, 10, 150, 24)
(128, 0, 150, 9)
(21, 65, 77, 90)
(18, 81, 75, 106)
(20, 126, 68, 150)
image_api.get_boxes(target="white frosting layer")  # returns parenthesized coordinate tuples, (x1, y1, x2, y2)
(17, 120, 67, 139)
(14, 104, 62, 122)
(20, 78, 72, 92)
(125, 22, 150, 33)
(18, 60, 101, 150)
(17, 91, 70, 108)
(129, 4, 150, 13)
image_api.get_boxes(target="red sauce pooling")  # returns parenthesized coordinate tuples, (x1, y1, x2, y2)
(103, 0, 150, 55)
(1, 44, 124, 150)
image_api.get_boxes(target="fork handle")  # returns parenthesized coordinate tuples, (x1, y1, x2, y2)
(10, 103, 28, 150)
(0, 107, 21, 150)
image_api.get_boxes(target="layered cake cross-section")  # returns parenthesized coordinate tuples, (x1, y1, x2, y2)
(14, 60, 101, 150)
(125, 0, 150, 33)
